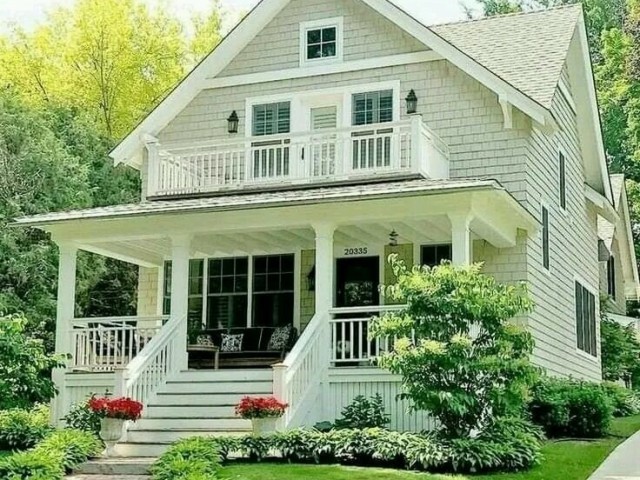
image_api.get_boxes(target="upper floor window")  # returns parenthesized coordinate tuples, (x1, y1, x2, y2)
(542, 206, 550, 270)
(352, 90, 394, 126)
(252, 102, 291, 136)
(421, 244, 452, 268)
(575, 281, 597, 356)
(300, 18, 343, 66)
(607, 256, 616, 298)
(559, 151, 567, 209)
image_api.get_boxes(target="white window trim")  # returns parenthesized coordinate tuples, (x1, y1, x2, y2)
(573, 274, 599, 359)
(299, 17, 344, 67)
(245, 80, 401, 138)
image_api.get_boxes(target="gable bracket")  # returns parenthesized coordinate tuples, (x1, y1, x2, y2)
(498, 95, 513, 129)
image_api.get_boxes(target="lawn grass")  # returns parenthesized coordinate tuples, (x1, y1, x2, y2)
(223, 415, 640, 480)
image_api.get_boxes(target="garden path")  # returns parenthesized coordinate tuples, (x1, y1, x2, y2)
(588, 430, 640, 479)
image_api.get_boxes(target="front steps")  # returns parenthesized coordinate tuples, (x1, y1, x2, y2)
(66, 457, 152, 479)
(113, 369, 272, 457)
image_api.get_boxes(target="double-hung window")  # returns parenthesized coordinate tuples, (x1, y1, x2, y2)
(559, 151, 567, 210)
(351, 90, 394, 170)
(206, 257, 249, 329)
(162, 259, 205, 332)
(575, 281, 597, 356)
(607, 256, 616, 298)
(252, 254, 295, 327)
(421, 244, 452, 267)
(251, 102, 291, 180)
(542, 206, 550, 270)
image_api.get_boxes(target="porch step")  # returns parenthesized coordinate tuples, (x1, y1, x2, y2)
(145, 405, 236, 418)
(178, 369, 272, 382)
(162, 379, 272, 394)
(66, 476, 150, 480)
(130, 417, 251, 430)
(116, 429, 249, 457)
(155, 392, 252, 405)
(73, 458, 153, 476)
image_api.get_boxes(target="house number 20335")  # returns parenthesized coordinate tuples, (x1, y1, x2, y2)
(344, 247, 368, 256)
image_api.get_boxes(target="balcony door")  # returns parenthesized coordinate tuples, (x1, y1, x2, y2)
(302, 93, 342, 179)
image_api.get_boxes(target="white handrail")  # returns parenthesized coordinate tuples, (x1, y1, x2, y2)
(117, 314, 185, 409)
(273, 311, 330, 428)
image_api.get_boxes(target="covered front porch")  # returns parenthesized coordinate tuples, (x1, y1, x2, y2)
(17, 178, 537, 424)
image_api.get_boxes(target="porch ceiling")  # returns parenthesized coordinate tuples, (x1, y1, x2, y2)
(13, 179, 539, 266)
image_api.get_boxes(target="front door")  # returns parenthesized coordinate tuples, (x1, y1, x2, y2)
(335, 256, 380, 308)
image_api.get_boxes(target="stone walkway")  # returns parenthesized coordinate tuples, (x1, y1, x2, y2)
(589, 430, 640, 479)
(65, 458, 153, 480)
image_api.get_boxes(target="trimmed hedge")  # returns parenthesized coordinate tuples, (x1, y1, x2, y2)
(151, 418, 543, 477)
(529, 378, 613, 438)
(0, 429, 102, 480)
(0, 405, 53, 450)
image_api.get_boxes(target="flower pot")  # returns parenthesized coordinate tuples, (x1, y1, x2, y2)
(251, 417, 278, 435)
(99, 417, 125, 457)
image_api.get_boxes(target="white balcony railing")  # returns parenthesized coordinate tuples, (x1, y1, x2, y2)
(147, 116, 449, 197)
(71, 316, 167, 371)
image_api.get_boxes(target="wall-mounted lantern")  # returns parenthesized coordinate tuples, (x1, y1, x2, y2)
(227, 111, 239, 134)
(388, 230, 399, 247)
(307, 265, 316, 291)
(406, 89, 418, 115)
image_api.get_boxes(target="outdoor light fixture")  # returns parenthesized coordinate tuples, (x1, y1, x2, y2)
(388, 230, 399, 247)
(307, 266, 316, 291)
(406, 89, 418, 115)
(227, 110, 239, 134)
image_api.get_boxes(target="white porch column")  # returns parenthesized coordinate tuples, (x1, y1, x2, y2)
(170, 234, 192, 371)
(52, 242, 77, 425)
(449, 213, 473, 265)
(313, 223, 335, 314)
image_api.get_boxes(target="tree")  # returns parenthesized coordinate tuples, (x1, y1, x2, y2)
(0, 0, 224, 138)
(0, 315, 65, 409)
(371, 256, 538, 438)
(600, 305, 640, 386)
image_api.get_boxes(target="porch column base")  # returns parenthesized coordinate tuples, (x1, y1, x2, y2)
(313, 223, 335, 314)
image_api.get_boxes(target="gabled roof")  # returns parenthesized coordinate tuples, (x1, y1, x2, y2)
(111, 0, 574, 168)
(431, 5, 582, 109)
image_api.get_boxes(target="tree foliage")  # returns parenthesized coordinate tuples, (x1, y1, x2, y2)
(0, 316, 65, 410)
(600, 308, 640, 386)
(371, 256, 538, 438)
(0, 0, 224, 138)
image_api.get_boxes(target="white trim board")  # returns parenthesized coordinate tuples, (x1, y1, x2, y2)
(205, 51, 441, 90)
(299, 16, 344, 67)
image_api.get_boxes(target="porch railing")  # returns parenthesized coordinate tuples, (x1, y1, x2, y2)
(148, 116, 449, 197)
(329, 305, 404, 366)
(71, 316, 167, 371)
(329, 305, 483, 367)
(273, 311, 331, 428)
(116, 314, 185, 410)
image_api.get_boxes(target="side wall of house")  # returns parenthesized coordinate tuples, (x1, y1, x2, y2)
(599, 238, 628, 316)
(524, 67, 601, 381)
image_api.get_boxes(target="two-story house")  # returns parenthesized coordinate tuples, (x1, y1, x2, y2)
(14, 0, 640, 457)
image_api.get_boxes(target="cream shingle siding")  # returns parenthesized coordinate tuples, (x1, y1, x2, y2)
(600, 239, 627, 316)
(155, 6, 602, 380)
(137, 266, 159, 317)
(218, 0, 426, 78)
(523, 65, 601, 381)
(160, 60, 528, 200)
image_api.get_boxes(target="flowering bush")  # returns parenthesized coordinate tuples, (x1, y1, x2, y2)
(235, 396, 287, 419)
(88, 396, 143, 421)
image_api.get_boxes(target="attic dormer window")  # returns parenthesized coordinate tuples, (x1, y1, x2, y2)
(300, 18, 343, 66)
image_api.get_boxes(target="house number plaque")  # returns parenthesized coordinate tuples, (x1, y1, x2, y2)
(343, 247, 368, 256)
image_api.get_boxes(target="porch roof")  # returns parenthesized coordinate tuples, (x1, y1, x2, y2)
(14, 178, 519, 227)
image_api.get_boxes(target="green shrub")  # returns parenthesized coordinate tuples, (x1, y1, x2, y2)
(0, 449, 65, 480)
(0, 317, 66, 411)
(602, 382, 640, 417)
(156, 422, 542, 475)
(151, 437, 221, 480)
(334, 395, 390, 430)
(62, 400, 102, 435)
(0, 405, 53, 450)
(529, 378, 613, 438)
(34, 430, 101, 471)
(209, 436, 239, 462)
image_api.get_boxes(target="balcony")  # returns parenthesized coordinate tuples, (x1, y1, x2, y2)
(147, 116, 449, 198)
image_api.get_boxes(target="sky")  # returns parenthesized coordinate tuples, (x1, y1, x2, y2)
(0, 0, 474, 33)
